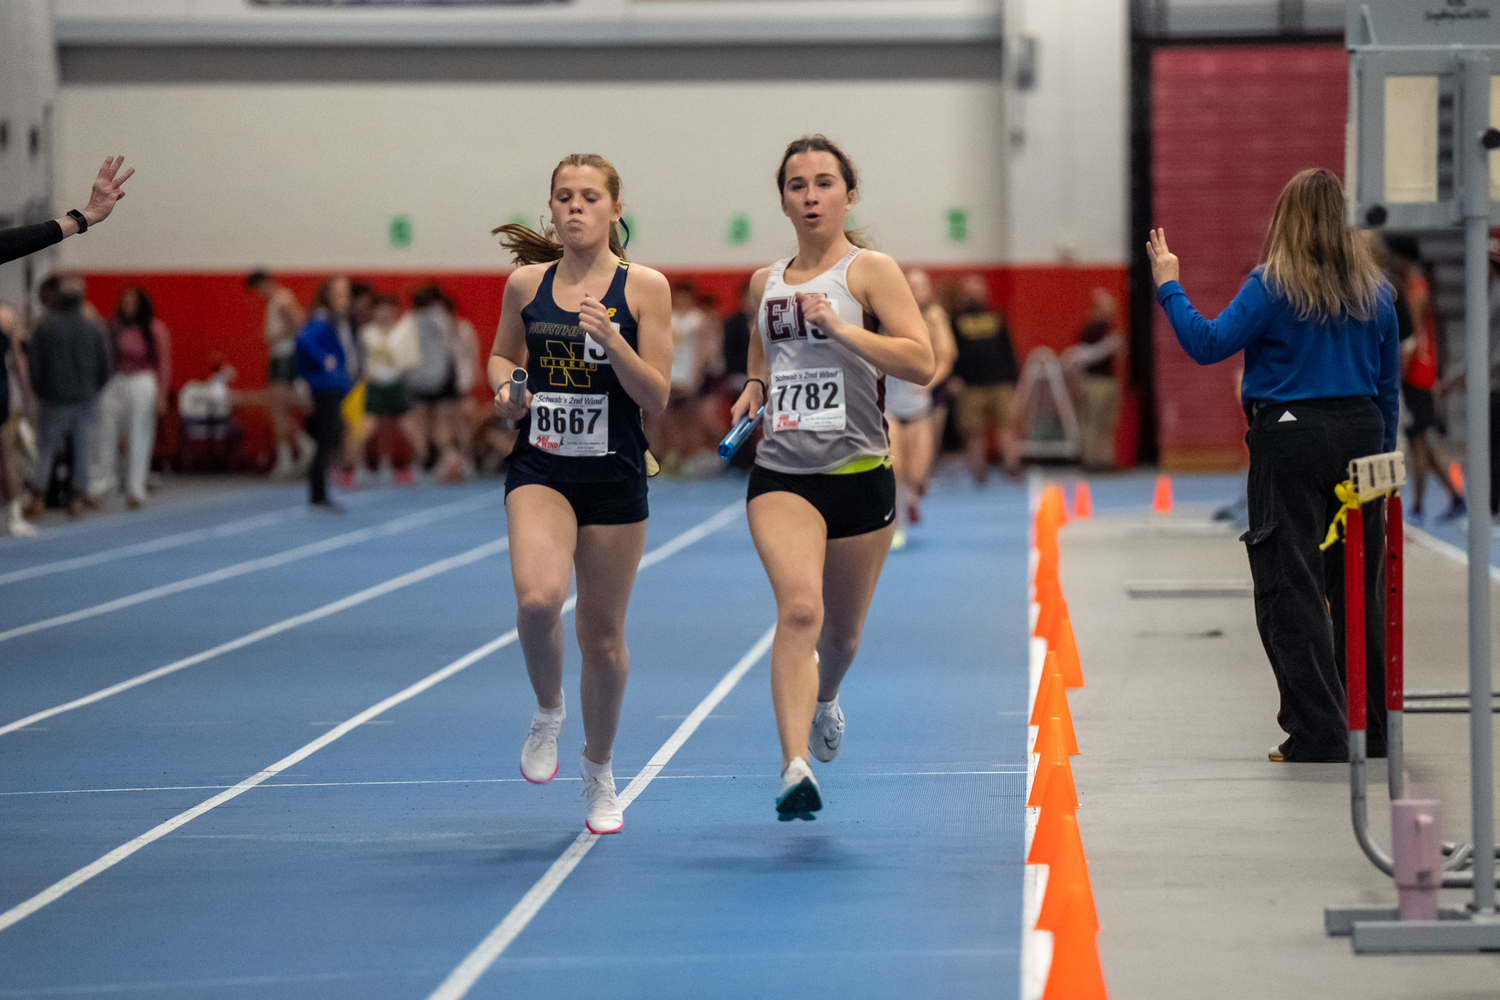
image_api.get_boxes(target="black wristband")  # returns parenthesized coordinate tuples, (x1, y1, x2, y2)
(67, 210, 88, 234)
(746, 377, 767, 396)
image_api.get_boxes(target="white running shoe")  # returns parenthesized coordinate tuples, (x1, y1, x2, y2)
(520, 701, 564, 784)
(776, 757, 822, 821)
(809, 696, 844, 763)
(580, 753, 624, 834)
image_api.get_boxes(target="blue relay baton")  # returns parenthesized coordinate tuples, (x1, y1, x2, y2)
(719, 407, 764, 459)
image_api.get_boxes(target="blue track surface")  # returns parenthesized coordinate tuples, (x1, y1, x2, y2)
(0, 469, 1027, 998)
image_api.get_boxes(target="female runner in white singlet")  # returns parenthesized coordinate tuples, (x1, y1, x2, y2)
(489, 154, 673, 835)
(729, 135, 935, 820)
(885, 267, 956, 547)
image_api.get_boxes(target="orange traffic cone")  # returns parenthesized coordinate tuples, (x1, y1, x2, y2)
(1033, 544, 1059, 594)
(1450, 461, 1465, 495)
(1034, 590, 1068, 643)
(1028, 717, 1078, 807)
(1027, 749, 1079, 864)
(1038, 876, 1108, 999)
(1055, 617, 1085, 689)
(1151, 475, 1173, 515)
(1031, 710, 1077, 766)
(1035, 811, 1098, 933)
(1042, 484, 1068, 525)
(1073, 481, 1093, 520)
(1030, 650, 1065, 721)
(1029, 664, 1079, 755)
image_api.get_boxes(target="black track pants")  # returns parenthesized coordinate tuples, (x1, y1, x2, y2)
(1243, 397, 1387, 762)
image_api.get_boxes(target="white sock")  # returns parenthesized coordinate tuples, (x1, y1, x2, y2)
(535, 697, 564, 719)
(782, 756, 809, 779)
(817, 693, 839, 710)
(581, 751, 612, 777)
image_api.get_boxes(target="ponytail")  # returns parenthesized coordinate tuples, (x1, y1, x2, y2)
(492, 217, 628, 267)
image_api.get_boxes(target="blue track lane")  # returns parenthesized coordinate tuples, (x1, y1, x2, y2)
(0, 470, 1026, 999)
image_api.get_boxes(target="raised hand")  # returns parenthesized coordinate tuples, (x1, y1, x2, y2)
(1146, 228, 1180, 287)
(83, 156, 134, 226)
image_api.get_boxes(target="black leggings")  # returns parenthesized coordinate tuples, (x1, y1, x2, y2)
(307, 390, 345, 504)
(1243, 397, 1386, 762)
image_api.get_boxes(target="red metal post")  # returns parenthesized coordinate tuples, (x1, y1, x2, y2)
(1386, 494, 1404, 712)
(1346, 503, 1367, 733)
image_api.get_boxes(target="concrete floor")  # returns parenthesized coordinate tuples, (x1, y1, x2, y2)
(1061, 504, 1500, 998)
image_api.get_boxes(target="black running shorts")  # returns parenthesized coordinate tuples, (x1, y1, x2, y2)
(746, 463, 897, 539)
(504, 468, 649, 526)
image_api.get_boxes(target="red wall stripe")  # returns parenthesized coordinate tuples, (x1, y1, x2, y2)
(78, 264, 1127, 468)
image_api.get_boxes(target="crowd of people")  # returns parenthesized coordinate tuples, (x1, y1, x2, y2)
(244, 271, 493, 511)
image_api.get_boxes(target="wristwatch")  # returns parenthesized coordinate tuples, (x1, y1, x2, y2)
(67, 209, 88, 233)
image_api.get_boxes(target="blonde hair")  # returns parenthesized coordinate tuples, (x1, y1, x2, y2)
(493, 154, 628, 266)
(776, 134, 871, 250)
(1260, 168, 1384, 322)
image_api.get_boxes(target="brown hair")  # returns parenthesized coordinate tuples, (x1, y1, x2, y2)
(776, 134, 870, 250)
(1259, 168, 1384, 322)
(493, 154, 628, 266)
(310, 275, 347, 314)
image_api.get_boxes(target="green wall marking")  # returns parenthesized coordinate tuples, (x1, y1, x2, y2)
(946, 209, 969, 243)
(727, 213, 752, 246)
(388, 215, 413, 248)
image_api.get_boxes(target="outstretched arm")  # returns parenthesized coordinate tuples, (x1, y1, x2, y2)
(1149, 227, 1270, 365)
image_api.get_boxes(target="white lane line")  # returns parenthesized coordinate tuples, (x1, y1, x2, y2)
(0, 505, 305, 587)
(0, 491, 497, 645)
(426, 623, 776, 1000)
(0, 770, 1021, 796)
(0, 537, 508, 737)
(1404, 522, 1500, 583)
(0, 504, 741, 934)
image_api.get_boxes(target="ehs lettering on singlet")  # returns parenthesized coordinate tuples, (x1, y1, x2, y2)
(529, 392, 609, 456)
(765, 295, 831, 344)
(769, 368, 845, 432)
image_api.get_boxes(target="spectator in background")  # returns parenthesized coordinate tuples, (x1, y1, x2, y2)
(247, 269, 312, 479)
(295, 276, 352, 512)
(657, 279, 714, 476)
(23, 275, 111, 520)
(1, 302, 39, 536)
(1382, 238, 1463, 524)
(90, 287, 172, 511)
(336, 282, 370, 491)
(950, 273, 1021, 483)
(1434, 240, 1500, 520)
(442, 291, 480, 483)
(1062, 288, 1125, 472)
(886, 267, 956, 548)
(718, 282, 757, 468)
(401, 284, 466, 484)
(360, 294, 417, 486)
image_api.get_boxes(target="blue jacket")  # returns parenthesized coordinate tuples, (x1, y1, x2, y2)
(294, 310, 351, 396)
(1156, 268, 1400, 451)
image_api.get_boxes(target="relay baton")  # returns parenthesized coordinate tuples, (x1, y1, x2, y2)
(507, 367, 528, 405)
(719, 407, 764, 459)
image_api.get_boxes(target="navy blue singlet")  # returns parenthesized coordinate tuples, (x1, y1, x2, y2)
(507, 260, 649, 484)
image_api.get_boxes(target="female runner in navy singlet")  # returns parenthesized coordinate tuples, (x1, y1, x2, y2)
(489, 154, 673, 835)
(729, 136, 934, 820)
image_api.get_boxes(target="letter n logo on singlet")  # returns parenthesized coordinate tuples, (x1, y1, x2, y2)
(539, 339, 594, 389)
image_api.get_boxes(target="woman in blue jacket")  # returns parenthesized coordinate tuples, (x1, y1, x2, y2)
(1149, 168, 1399, 763)
(294, 276, 352, 511)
